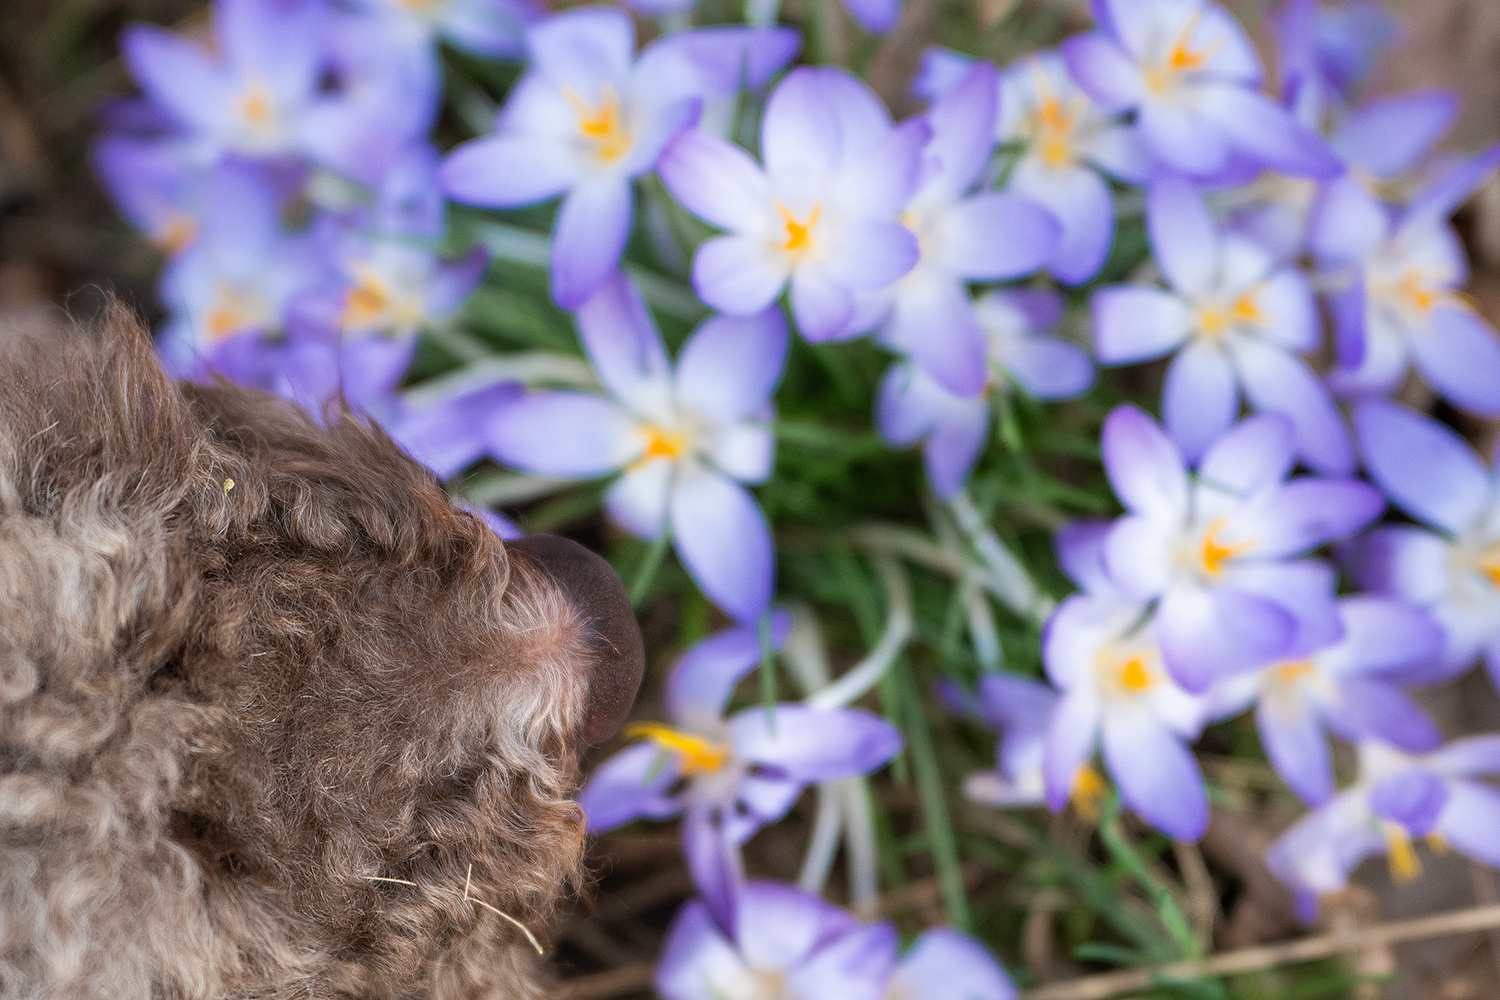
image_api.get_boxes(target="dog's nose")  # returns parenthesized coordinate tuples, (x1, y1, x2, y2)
(507, 535, 645, 745)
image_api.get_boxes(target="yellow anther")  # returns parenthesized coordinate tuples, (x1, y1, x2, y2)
(1144, 10, 1224, 94)
(343, 276, 391, 327)
(238, 83, 274, 126)
(775, 202, 822, 257)
(1118, 654, 1154, 692)
(637, 425, 687, 464)
(1231, 293, 1263, 323)
(1396, 269, 1438, 314)
(1199, 518, 1254, 579)
(1479, 543, 1500, 590)
(158, 215, 197, 254)
(563, 84, 632, 165)
(1426, 831, 1450, 855)
(1385, 823, 1423, 884)
(1071, 764, 1107, 822)
(624, 723, 731, 776)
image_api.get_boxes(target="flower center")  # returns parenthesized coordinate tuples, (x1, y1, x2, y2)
(1144, 12, 1223, 95)
(237, 82, 275, 129)
(1070, 764, 1108, 822)
(1478, 542, 1500, 590)
(1198, 518, 1254, 579)
(1384, 823, 1423, 884)
(1395, 268, 1438, 314)
(563, 84, 632, 166)
(204, 283, 270, 342)
(637, 424, 688, 464)
(157, 215, 197, 254)
(775, 201, 822, 260)
(1095, 645, 1160, 700)
(1195, 293, 1262, 338)
(624, 723, 731, 776)
(1273, 659, 1315, 686)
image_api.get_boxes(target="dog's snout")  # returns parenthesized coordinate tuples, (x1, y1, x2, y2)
(507, 534, 645, 745)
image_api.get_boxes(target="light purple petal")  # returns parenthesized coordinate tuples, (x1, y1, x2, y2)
(682, 808, 744, 933)
(1333, 680, 1441, 752)
(729, 704, 901, 781)
(925, 398, 990, 499)
(761, 68, 850, 193)
(892, 929, 1016, 1000)
(1139, 102, 1231, 178)
(886, 278, 988, 396)
(1348, 525, 1452, 606)
(1227, 559, 1342, 654)
(940, 193, 1059, 281)
(656, 900, 746, 1000)
(1369, 768, 1448, 835)
(1149, 175, 1221, 299)
(1091, 286, 1194, 364)
(787, 923, 899, 1000)
(1163, 342, 1239, 465)
(578, 742, 686, 831)
(790, 266, 857, 342)
(1405, 144, 1500, 227)
(1060, 33, 1143, 110)
(1311, 174, 1391, 266)
(841, 0, 902, 33)
(922, 63, 999, 199)
(121, 27, 232, 136)
(1409, 305, 1500, 417)
(658, 130, 774, 233)
(1335, 596, 1446, 680)
(671, 466, 774, 622)
(675, 308, 790, 425)
(876, 363, 947, 446)
(1207, 84, 1340, 178)
(1158, 586, 1295, 692)
(1198, 412, 1296, 495)
(427, 247, 490, 319)
(636, 26, 801, 100)
(1234, 339, 1354, 476)
(1103, 514, 1175, 599)
(824, 218, 921, 289)
(1257, 694, 1334, 805)
(1437, 781, 1500, 868)
(737, 881, 854, 972)
(526, 8, 634, 91)
(1101, 404, 1189, 519)
(439, 134, 582, 207)
(1041, 688, 1101, 812)
(392, 382, 521, 479)
(486, 392, 638, 477)
(218, 0, 322, 99)
(575, 271, 673, 414)
(605, 460, 672, 539)
(1005, 336, 1095, 401)
(1055, 520, 1114, 593)
(552, 175, 633, 309)
(1239, 479, 1383, 558)
(1102, 707, 1209, 841)
(693, 236, 788, 316)
(1332, 91, 1460, 179)
(1430, 735, 1500, 778)
(1010, 163, 1114, 286)
(666, 612, 791, 721)
(1354, 399, 1491, 534)
(837, 117, 932, 218)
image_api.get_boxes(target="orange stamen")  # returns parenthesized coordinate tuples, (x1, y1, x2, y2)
(1199, 518, 1254, 578)
(624, 723, 731, 776)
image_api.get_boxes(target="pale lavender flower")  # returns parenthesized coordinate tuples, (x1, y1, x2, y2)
(939, 672, 1057, 809)
(1312, 145, 1500, 415)
(870, 63, 1060, 395)
(440, 10, 798, 308)
(1098, 406, 1382, 692)
(1093, 175, 1351, 473)
(348, 0, 540, 60)
(487, 273, 786, 622)
(877, 289, 1092, 499)
(1215, 596, 1444, 806)
(1268, 737, 1500, 917)
(390, 380, 524, 480)
(658, 65, 929, 341)
(887, 929, 1016, 1000)
(580, 617, 901, 924)
(1042, 520, 1214, 840)
(1062, 0, 1339, 181)
(1351, 400, 1500, 690)
(92, 135, 205, 255)
(1272, 0, 1398, 111)
(656, 882, 897, 1000)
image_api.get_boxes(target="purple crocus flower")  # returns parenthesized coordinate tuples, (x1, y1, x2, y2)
(1312, 146, 1500, 415)
(1062, 0, 1339, 181)
(870, 63, 1060, 395)
(1267, 737, 1500, 915)
(488, 272, 786, 622)
(1099, 406, 1382, 692)
(1042, 519, 1213, 840)
(940, 672, 1057, 809)
(440, 10, 799, 308)
(349, 0, 540, 60)
(1093, 175, 1351, 473)
(997, 49, 1149, 284)
(93, 135, 204, 255)
(1273, 0, 1398, 111)
(579, 617, 902, 924)
(656, 882, 897, 1000)
(1219, 596, 1444, 806)
(658, 65, 929, 341)
(1352, 400, 1500, 690)
(877, 288, 1093, 499)
(888, 928, 1017, 1000)
(390, 380, 523, 480)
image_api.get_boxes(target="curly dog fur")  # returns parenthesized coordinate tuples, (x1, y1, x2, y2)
(0, 306, 641, 999)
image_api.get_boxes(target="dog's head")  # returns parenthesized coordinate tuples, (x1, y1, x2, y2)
(0, 306, 643, 999)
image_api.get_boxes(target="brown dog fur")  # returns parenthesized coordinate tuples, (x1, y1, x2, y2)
(0, 306, 625, 999)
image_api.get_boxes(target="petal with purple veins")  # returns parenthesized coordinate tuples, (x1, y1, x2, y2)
(578, 741, 686, 831)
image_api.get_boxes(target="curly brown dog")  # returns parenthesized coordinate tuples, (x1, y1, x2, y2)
(0, 306, 644, 999)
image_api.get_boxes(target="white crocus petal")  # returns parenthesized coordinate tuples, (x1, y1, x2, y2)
(606, 457, 675, 540)
(704, 423, 774, 483)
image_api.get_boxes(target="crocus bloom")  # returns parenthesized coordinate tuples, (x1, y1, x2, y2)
(1093, 176, 1351, 473)
(1042, 519, 1212, 840)
(390, 380, 523, 480)
(886, 929, 1016, 1000)
(1273, 0, 1398, 111)
(868, 63, 1058, 395)
(1352, 400, 1500, 689)
(349, 0, 540, 60)
(997, 49, 1149, 284)
(1099, 406, 1382, 692)
(876, 288, 1093, 498)
(488, 273, 785, 621)
(939, 672, 1057, 809)
(580, 617, 902, 923)
(1227, 596, 1444, 806)
(656, 882, 898, 1000)
(1267, 737, 1500, 916)
(658, 65, 929, 341)
(1312, 146, 1500, 415)
(440, 10, 799, 308)
(1062, 0, 1339, 181)
(92, 135, 204, 255)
